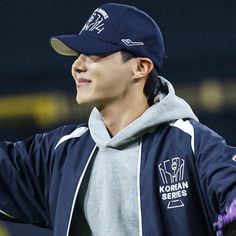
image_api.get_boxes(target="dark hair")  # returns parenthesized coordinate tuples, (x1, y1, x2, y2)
(120, 50, 160, 105)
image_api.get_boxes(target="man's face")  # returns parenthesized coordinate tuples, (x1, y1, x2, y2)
(71, 51, 134, 108)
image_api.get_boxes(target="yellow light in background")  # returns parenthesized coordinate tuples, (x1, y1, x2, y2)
(0, 78, 235, 130)
(198, 79, 224, 112)
(0, 93, 70, 127)
(176, 77, 236, 113)
(0, 224, 10, 236)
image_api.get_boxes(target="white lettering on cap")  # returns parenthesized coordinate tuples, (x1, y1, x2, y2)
(80, 8, 109, 35)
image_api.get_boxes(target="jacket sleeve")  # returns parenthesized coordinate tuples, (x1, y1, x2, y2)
(0, 125, 77, 228)
(192, 120, 236, 221)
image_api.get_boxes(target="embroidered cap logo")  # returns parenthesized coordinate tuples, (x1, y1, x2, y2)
(121, 39, 144, 47)
(80, 8, 109, 35)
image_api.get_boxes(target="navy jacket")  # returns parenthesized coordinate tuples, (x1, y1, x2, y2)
(0, 119, 235, 236)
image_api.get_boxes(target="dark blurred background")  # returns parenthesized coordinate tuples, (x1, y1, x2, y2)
(0, 0, 235, 235)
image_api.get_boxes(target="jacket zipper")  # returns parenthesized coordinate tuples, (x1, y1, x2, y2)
(137, 140, 143, 236)
(65, 145, 97, 236)
(65, 142, 143, 236)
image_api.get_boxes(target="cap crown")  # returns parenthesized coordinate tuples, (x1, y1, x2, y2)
(79, 3, 165, 69)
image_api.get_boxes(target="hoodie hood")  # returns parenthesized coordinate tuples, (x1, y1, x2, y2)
(88, 76, 198, 148)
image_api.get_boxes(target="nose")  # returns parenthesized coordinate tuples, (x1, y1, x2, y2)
(71, 54, 87, 75)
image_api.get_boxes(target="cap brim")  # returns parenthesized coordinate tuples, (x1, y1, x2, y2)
(50, 34, 123, 56)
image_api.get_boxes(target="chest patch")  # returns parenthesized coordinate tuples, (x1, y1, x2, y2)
(158, 157, 189, 209)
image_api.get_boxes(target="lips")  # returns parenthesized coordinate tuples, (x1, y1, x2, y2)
(77, 78, 91, 87)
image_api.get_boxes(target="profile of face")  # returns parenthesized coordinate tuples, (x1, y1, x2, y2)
(71, 52, 134, 107)
(71, 51, 153, 109)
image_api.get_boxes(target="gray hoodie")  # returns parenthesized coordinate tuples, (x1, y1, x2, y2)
(78, 77, 198, 236)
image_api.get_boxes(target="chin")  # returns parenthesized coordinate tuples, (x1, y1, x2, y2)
(76, 96, 94, 105)
(76, 98, 86, 105)
(76, 96, 84, 105)
(76, 93, 107, 107)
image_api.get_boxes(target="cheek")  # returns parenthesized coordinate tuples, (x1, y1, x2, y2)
(87, 61, 133, 98)
(94, 64, 131, 85)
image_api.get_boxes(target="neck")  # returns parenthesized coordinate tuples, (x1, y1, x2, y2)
(98, 96, 149, 137)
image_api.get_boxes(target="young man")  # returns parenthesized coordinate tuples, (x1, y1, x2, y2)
(0, 3, 235, 236)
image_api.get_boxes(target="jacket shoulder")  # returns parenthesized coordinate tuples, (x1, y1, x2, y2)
(49, 123, 89, 150)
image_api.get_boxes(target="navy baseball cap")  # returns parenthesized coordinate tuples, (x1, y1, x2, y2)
(50, 3, 165, 70)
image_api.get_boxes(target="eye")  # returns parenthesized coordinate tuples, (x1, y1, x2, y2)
(90, 53, 113, 62)
(89, 55, 103, 61)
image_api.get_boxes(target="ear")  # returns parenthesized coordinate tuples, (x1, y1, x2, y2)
(132, 57, 154, 82)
